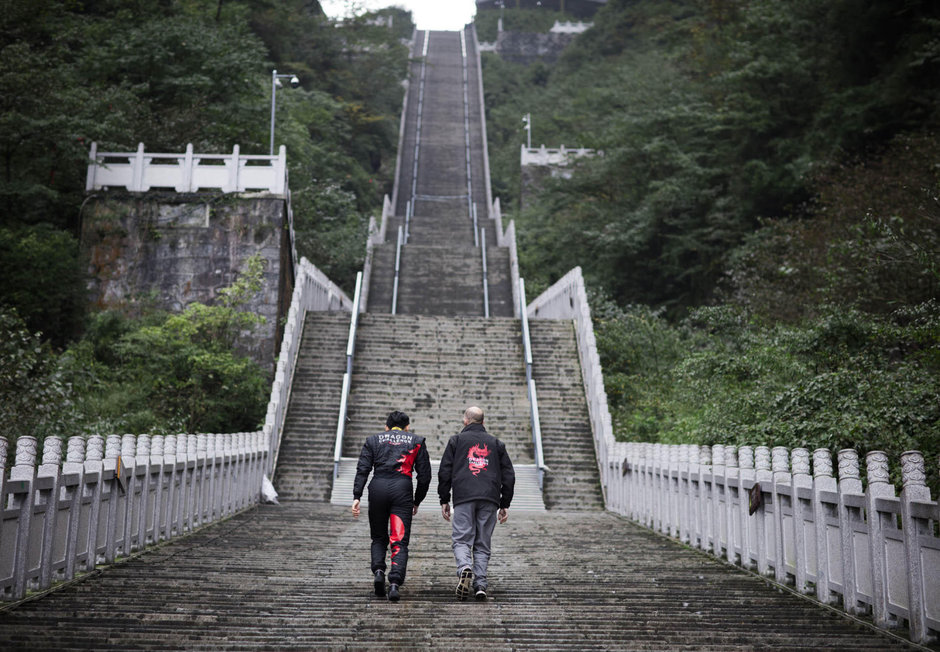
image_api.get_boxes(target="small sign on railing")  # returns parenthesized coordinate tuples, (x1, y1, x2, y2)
(748, 481, 763, 515)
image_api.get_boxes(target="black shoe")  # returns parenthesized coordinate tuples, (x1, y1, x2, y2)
(388, 583, 400, 602)
(474, 587, 487, 601)
(373, 570, 385, 597)
(456, 568, 473, 601)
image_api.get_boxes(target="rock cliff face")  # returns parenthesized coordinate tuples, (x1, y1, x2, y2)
(81, 192, 292, 372)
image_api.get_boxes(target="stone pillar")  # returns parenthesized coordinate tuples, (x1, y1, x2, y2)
(36, 436, 63, 590)
(738, 446, 755, 570)
(10, 437, 38, 599)
(812, 449, 837, 604)
(837, 449, 865, 615)
(771, 446, 791, 583)
(83, 436, 105, 571)
(864, 450, 896, 627)
(790, 448, 812, 593)
(899, 451, 932, 643)
(62, 436, 86, 582)
(754, 446, 772, 576)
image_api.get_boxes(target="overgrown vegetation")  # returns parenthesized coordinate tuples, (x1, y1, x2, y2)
(0, 0, 414, 449)
(481, 1, 940, 483)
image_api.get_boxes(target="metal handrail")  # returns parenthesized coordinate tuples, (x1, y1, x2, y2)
(333, 271, 363, 479)
(519, 278, 547, 488)
(391, 226, 403, 315)
(473, 202, 479, 247)
(481, 228, 489, 318)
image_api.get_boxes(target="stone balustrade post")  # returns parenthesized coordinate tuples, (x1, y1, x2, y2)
(754, 446, 772, 576)
(771, 446, 791, 584)
(121, 434, 139, 553)
(148, 435, 165, 544)
(8, 437, 38, 599)
(864, 450, 896, 627)
(711, 445, 726, 558)
(162, 434, 178, 541)
(174, 434, 189, 536)
(698, 445, 712, 552)
(738, 446, 756, 569)
(62, 436, 86, 582)
(837, 449, 866, 615)
(103, 435, 123, 564)
(790, 448, 812, 593)
(677, 445, 691, 544)
(667, 445, 680, 538)
(35, 436, 64, 590)
(724, 446, 739, 564)
(134, 434, 152, 550)
(899, 451, 934, 643)
(812, 449, 838, 604)
(83, 436, 105, 572)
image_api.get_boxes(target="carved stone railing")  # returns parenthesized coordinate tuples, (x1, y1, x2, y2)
(520, 144, 598, 167)
(86, 143, 288, 195)
(528, 265, 939, 644)
(610, 443, 939, 644)
(0, 255, 350, 604)
(0, 431, 265, 601)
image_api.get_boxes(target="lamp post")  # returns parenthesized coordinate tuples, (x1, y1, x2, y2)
(270, 69, 300, 155)
(522, 113, 532, 149)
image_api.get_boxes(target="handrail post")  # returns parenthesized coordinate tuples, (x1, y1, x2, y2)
(334, 271, 363, 479)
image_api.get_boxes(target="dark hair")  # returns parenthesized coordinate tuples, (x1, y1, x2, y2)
(386, 410, 410, 429)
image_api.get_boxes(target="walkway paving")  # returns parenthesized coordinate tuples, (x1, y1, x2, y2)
(0, 502, 921, 650)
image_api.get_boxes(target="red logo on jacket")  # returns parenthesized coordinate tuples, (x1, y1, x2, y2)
(467, 443, 490, 475)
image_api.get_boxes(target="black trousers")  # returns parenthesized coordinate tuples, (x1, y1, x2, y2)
(368, 476, 414, 585)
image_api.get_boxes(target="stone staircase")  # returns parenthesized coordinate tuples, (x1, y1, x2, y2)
(271, 311, 350, 502)
(530, 319, 605, 510)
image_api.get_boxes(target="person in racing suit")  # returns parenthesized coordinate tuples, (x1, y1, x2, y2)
(351, 410, 431, 602)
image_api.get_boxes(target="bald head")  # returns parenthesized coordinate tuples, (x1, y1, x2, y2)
(463, 406, 484, 425)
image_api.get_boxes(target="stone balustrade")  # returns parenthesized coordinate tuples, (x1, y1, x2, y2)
(85, 142, 288, 195)
(0, 431, 266, 602)
(527, 265, 939, 644)
(521, 144, 598, 167)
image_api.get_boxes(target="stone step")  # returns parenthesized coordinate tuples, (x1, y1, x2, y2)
(0, 503, 913, 651)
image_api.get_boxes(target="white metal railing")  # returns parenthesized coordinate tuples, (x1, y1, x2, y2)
(528, 265, 939, 645)
(86, 143, 288, 195)
(0, 432, 265, 602)
(333, 272, 363, 479)
(519, 278, 547, 489)
(470, 25, 495, 215)
(481, 228, 490, 318)
(391, 226, 404, 315)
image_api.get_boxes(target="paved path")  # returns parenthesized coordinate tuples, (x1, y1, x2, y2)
(0, 503, 920, 651)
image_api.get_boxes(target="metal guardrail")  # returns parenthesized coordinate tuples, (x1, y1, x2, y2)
(481, 228, 490, 318)
(391, 226, 403, 315)
(408, 31, 429, 218)
(518, 278, 547, 489)
(333, 271, 363, 480)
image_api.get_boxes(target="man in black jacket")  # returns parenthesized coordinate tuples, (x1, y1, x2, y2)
(352, 410, 431, 602)
(438, 406, 515, 601)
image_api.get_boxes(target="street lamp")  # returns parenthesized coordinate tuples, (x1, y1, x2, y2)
(270, 69, 300, 155)
(522, 113, 532, 149)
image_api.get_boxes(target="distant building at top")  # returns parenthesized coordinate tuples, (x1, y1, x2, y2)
(476, 0, 607, 20)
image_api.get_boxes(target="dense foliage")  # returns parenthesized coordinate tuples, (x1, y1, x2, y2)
(0, 0, 413, 447)
(481, 1, 940, 478)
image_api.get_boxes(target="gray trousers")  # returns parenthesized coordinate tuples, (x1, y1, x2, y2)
(451, 500, 498, 588)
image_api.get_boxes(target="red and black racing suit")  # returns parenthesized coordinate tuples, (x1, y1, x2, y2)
(353, 428, 431, 586)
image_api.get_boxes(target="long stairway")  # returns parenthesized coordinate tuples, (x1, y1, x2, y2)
(0, 26, 923, 651)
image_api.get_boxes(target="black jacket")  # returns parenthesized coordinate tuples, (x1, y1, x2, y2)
(438, 423, 515, 508)
(353, 428, 432, 505)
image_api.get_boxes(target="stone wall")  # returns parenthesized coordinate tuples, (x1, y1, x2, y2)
(80, 192, 293, 372)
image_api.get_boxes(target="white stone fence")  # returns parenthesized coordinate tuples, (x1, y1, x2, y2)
(520, 144, 598, 167)
(0, 431, 265, 602)
(610, 443, 939, 644)
(527, 266, 939, 644)
(86, 142, 288, 195)
(0, 256, 351, 604)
